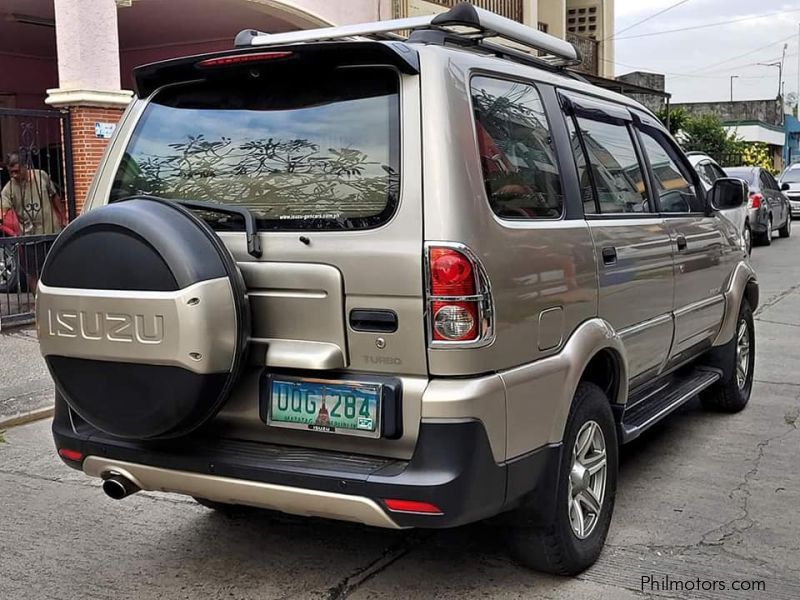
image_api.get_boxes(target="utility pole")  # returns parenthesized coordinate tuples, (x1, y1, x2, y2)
(730, 75, 738, 102)
(780, 43, 788, 99)
(758, 61, 782, 98)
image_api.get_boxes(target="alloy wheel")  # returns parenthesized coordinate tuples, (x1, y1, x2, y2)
(736, 318, 751, 390)
(568, 420, 607, 539)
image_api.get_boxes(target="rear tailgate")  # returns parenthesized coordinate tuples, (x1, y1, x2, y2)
(94, 46, 427, 459)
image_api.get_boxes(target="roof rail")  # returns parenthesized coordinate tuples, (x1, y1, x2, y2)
(235, 2, 579, 66)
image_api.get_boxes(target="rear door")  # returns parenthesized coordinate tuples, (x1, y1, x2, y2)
(631, 115, 733, 366)
(561, 93, 674, 386)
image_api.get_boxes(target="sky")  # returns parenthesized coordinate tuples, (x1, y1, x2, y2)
(613, 0, 800, 104)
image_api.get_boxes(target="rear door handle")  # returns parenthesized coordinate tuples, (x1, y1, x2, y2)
(601, 246, 617, 265)
(349, 309, 398, 333)
(676, 235, 688, 251)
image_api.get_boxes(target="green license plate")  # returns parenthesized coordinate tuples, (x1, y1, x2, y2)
(267, 375, 382, 438)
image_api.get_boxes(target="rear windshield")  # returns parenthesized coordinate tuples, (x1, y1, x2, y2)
(725, 168, 755, 186)
(110, 68, 400, 230)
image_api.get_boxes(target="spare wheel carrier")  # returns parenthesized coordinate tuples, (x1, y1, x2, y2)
(36, 197, 249, 439)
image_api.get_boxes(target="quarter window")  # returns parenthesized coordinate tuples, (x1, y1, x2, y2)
(471, 77, 564, 219)
(569, 116, 650, 214)
(637, 128, 703, 213)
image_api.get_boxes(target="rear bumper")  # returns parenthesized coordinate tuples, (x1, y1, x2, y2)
(53, 397, 561, 529)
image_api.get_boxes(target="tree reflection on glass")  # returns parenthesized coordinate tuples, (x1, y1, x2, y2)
(471, 78, 563, 219)
(113, 133, 398, 224)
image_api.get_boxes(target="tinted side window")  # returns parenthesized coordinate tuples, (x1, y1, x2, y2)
(637, 128, 703, 213)
(708, 163, 726, 181)
(694, 162, 713, 187)
(471, 77, 563, 219)
(572, 117, 650, 214)
(766, 172, 780, 190)
(701, 163, 721, 184)
(760, 171, 774, 191)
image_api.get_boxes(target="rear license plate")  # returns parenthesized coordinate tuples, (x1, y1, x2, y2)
(266, 375, 382, 438)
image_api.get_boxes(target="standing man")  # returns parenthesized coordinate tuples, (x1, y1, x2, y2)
(0, 153, 66, 291)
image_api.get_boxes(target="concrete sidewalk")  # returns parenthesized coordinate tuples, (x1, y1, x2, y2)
(0, 326, 53, 427)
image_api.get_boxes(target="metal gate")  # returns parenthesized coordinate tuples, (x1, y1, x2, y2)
(0, 107, 75, 330)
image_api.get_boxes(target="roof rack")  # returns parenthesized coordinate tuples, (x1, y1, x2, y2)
(235, 2, 580, 67)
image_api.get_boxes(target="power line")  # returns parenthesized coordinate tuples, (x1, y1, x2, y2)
(615, 8, 800, 41)
(683, 33, 796, 75)
(603, 53, 799, 80)
(606, 0, 693, 41)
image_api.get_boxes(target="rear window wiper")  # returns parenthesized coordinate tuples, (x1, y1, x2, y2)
(174, 199, 262, 258)
(115, 195, 262, 258)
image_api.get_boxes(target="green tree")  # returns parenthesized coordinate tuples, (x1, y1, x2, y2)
(656, 107, 689, 136)
(680, 115, 743, 166)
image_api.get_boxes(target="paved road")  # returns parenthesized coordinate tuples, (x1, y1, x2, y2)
(0, 325, 52, 424)
(2, 237, 800, 599)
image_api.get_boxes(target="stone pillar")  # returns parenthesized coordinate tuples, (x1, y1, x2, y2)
(46, 0, 132, 213)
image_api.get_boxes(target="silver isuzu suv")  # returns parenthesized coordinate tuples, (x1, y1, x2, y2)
(39, 4, 758, 575)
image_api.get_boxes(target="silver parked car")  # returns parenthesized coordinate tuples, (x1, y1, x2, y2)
(726, 166, 791, 246)
(37, 5, 757, 576)
(688, 152, 750, 254)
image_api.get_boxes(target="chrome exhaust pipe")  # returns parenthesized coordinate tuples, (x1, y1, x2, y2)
(102, 473, 140, 500)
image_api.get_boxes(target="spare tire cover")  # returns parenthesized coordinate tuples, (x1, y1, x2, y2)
(37, 197, 249, 439)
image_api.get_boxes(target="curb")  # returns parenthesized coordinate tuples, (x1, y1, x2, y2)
(0, 405, 55, 430)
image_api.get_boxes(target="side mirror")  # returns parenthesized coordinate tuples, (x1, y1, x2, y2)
(781, 182, 791, 191)
(709, 177, 747, 211)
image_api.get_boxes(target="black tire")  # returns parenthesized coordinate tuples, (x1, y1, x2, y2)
(506, 382, 618, 575)
(758, 216, 773, 246)
(701, 300, 754, 413)
(779, 211, 791, 238)
(39, 198, 250, 440)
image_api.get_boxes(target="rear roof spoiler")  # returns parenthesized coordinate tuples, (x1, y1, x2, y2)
(132, 41, 420, 98)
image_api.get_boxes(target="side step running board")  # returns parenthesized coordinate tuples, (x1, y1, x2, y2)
(620, 368, 721, 443)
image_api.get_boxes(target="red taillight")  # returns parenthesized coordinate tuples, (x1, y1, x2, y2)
(750, 193, 762, 209)
(430, 248, 475, 296)
(196, 51, 293, 68)
(428, 247, 481, 342)
(58, 448, 83, 462)
(384, 499, 443, 515)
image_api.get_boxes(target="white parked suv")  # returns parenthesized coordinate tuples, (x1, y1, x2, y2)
(780, 162, 800, 216)
(688, 152, 751, 254)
